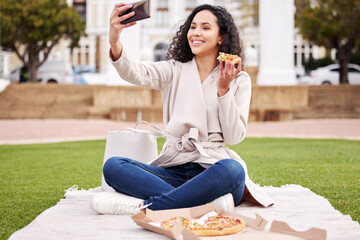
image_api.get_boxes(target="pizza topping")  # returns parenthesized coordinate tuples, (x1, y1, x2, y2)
(161, 212, 246, 236)
(217, 52, 241, 64)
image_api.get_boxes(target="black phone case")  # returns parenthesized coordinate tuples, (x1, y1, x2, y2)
(119, 0, 150, 24)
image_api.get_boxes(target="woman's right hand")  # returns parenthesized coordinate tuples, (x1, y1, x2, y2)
(109, 3, 137, 61)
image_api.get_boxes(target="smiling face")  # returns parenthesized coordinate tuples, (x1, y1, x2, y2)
(187, 10, 223, 59)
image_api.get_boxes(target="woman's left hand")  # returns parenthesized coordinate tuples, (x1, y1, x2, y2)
(217, 59, 242, 97)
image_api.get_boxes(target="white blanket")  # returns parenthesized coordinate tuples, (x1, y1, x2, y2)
(9, 185, 360, 240)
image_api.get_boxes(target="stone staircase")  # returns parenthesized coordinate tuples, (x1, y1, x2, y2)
(0, 84, 359, 121)
(249, 85, 360, 121)
(0, 84, 97, 119)
(293, 85, 360, 119)
(0, 84, 162, 121)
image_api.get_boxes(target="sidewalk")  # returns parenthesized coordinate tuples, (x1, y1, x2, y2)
(0, 118, 359, 145)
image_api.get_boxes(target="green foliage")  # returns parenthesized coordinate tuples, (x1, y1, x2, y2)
(350, 49, 360, 66)
(0, 138, 359, 239)
(0, 0, 86, 81)
(238, 0, 259, 28)
(296, 0, 360, 49)
(295, 0, 360, 83)
(1, 0, 86, 49)
(303, 56, 335, 73)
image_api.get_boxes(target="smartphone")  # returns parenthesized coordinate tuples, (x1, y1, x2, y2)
(119, 0, 150, 24)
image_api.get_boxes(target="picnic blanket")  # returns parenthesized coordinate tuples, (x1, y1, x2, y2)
(9, 185, 360, 240)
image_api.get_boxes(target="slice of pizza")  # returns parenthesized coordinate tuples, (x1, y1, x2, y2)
(217, 52, 241, 67)
(161, 213, 246, 236)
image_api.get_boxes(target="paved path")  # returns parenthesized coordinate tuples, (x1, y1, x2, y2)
(0, 119, 359, 145)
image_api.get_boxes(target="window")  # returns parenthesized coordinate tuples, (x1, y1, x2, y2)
(154, 43, 168, 62)
(73, 0, 86, 21)
(185, 0, 197, 17)
(349, 67, 360, 73)
(72, 44, 90, 67)
(157, 0, 169, 26)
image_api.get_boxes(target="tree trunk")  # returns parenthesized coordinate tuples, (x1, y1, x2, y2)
(96, 35, 101, 73)
(337, 47, 350, 84)
(28, 46, 40, 82)
(28, 61, 38, 82)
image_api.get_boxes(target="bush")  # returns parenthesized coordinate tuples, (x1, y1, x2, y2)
(350, 48, 360, 66)
(303, 56, 335, 74)
(304, 48, 360, 75)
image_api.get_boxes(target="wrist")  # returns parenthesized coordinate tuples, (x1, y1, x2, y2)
(110, 41, 123, 61)
(217, 87, 229, 97)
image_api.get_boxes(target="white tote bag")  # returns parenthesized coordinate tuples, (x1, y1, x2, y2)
(101, 121, 163, 191)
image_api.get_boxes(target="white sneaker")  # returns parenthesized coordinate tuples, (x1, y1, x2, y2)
(213, 193, 235, 212)
(90, 191, 147, 215)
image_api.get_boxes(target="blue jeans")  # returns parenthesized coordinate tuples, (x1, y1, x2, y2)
(103, 157, 245, 210)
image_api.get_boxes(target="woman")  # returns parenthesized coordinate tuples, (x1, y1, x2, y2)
(90, 3, 273, 215)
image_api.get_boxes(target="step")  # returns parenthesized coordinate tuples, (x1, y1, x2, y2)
(294, 106, 360, 119)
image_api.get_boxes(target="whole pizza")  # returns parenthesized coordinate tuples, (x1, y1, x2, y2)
(161, 213, 246, 236)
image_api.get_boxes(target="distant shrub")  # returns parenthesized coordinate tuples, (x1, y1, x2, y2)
(304, 48, 360, 74)
(304, 57, 335, 74)
(350, 48, 360, 65)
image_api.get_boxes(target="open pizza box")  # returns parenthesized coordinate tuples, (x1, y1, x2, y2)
(131, 203, 327, 240)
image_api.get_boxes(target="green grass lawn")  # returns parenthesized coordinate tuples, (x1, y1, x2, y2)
(0, 137, 359, 239)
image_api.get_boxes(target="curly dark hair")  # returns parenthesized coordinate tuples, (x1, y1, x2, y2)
(166, 4, 244, 64)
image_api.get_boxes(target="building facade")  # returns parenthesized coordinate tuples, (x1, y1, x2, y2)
(1, 0, 327, 84)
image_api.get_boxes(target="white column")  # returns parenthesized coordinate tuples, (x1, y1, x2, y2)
(86, 0, 92, 29)
(96, 0, 103, 27)
(65, 42, 71, 64)
(331, 49, 336, 60)
(151, 0, 157, 26)
(81, 44, 86, 65)
(295, 39, 304, 75)
(296, 43, 302, 69)
(89, 36, 96, 69)
(174, 0, 182, 24)
(168, 0, 175, 26)
(304, 44, 310, 60)
(73, 48, 78, 66)
(1, 51, 10, 76)
(257, 0, 297, 85)
(312, 45, 319, 59)
(295, 35, 302, 70)
(39, 51, 44, 62)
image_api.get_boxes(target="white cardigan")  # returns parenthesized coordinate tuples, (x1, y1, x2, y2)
(111, 49, 274, 207)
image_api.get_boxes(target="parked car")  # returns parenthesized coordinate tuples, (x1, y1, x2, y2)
(8, 60, 74, 84)
(8, 66, 26, 83)
(298, 63, 360, 85)
(73, 65, 95, 75)
(37, 60, 73, 84)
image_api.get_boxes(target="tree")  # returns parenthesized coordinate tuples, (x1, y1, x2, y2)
(295, 0, 360, 84)
(1, 0, 86, 82)
(235, 0, 259, 28)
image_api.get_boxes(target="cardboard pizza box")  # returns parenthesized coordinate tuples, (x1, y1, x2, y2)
(131, 203, 327, 240)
